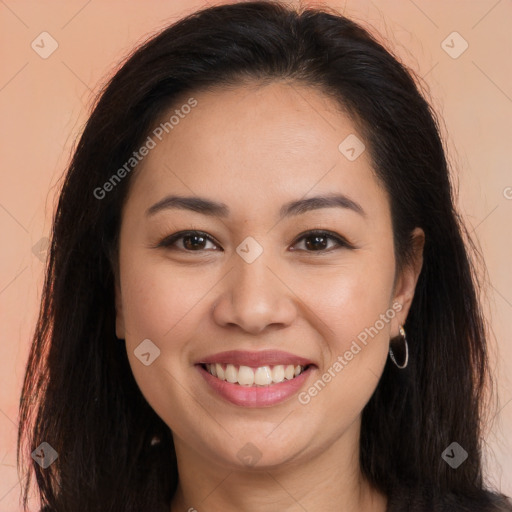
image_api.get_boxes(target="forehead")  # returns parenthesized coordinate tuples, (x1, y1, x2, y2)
(125, 81, 389, 223)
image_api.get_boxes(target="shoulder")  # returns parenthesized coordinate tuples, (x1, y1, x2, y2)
(455, 491, 512, 512)
(442, 491, 512, 512)
(485, 493, 512, 512)
(388, 487, 512, 511)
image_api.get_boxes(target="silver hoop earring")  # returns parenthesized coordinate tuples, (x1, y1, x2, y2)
(389, 324, 409, 369)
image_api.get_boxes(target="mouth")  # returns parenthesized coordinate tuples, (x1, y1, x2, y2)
(199, 362, 312, 386)
(194, 350, 317, 408)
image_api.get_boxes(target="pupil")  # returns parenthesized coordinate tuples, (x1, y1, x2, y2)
(184, 234, 205, 250)
(305, 235, 327, 251)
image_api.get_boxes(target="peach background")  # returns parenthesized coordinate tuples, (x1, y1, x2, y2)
(0, 0, 511, 509)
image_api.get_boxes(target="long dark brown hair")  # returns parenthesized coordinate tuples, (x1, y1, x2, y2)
(17, 2, 512, 511)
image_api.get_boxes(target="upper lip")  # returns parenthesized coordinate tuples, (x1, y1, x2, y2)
(196, 350, 316, 368)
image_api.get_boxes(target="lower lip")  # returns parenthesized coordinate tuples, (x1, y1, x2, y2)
(196, 364, 315, 408)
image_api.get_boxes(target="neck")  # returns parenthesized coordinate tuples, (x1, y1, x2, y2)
(169, 421, 388, 512)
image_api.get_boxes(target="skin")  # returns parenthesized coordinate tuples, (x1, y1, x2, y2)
(114, 80, 424, 512)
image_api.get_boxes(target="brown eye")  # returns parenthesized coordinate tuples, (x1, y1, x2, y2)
(156, 229, 351, 254)
(291, 230, 350, 253)
(158, 231, 219, 251)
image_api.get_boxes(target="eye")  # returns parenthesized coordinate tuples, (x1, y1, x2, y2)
(155, 229, 351, 253)
(291, 230, 351, 253)
(156, 230, 220, 251)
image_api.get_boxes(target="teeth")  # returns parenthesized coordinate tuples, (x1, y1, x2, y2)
(272, 365, 285, 383)
(225, 364, 237, 383)
(254, 366, 272, 386)
(204, 363, 307, 386)
(215, 363, 225, 380)
(238, 366, 254, 386)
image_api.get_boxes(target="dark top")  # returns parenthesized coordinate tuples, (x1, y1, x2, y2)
(39, 490, 512, 511)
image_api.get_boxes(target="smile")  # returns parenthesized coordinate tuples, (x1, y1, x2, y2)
(202, 363, 309, 386)
(195, 349, 317, 407)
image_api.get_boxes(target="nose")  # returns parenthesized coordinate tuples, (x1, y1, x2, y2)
(212, 253, 297, 335)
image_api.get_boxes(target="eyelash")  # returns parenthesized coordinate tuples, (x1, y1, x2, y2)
(155, 229, 353, 254)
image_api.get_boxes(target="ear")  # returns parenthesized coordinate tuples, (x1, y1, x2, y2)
(391, 227, 425, 336)
(114, 273, 126, 340)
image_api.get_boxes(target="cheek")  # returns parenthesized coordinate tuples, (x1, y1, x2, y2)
(119, 251, 211, 344)
(312, 258, 396, 350)
(117, 252, 205, 431)
(302, 256, 395, 414)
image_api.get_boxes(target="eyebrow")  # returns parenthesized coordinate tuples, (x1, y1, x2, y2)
(145, 193, 367, 220)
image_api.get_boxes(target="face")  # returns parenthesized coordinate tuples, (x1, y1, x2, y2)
(114, 81, 424, 471)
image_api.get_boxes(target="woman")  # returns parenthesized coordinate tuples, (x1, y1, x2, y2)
(17, 1, 512, 511)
